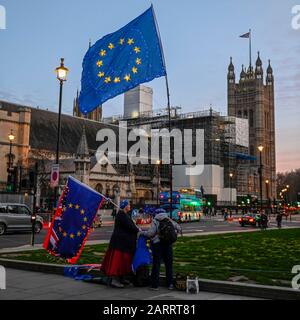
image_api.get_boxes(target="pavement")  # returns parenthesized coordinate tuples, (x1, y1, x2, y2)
(0, 268, 261, 300)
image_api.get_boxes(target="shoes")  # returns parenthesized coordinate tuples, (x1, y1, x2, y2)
(120, 279, 131, 285)
(168, 284, 174, 290)
(149, 287, 159, 291)
(111, 279, 125, 288)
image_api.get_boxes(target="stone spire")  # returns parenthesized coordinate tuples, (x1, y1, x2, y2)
(74, 126, 90, 185)
(76, 126, 89, 158)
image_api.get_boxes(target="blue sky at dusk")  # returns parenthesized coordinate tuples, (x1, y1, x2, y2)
(0, 0, 299, 172)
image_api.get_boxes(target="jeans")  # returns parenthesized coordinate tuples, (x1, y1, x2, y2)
(151, 242, 173, 288)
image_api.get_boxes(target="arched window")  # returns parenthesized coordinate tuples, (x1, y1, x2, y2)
(244, 110, 248, 118)
(95, 183, 103, 193)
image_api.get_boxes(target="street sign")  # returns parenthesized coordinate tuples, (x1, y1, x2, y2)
(50, 164, 59, 188)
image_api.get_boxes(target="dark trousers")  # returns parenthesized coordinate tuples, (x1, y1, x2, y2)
(151, 242, 173, 288)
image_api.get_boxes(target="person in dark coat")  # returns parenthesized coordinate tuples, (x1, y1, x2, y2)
(101, 200, 140, 288)
(276, 212, 283, 229)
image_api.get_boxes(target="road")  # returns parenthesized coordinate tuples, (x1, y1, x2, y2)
(1, 215, 300, 250)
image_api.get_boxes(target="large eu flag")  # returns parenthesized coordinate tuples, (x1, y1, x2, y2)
(79, 6, 166, 114)
(43, 176, 104, 264)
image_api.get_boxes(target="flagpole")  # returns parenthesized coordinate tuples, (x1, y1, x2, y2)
(151, 5, 173, 218)
(249, 29, 252, 68)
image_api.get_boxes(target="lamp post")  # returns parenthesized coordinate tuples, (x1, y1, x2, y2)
(265, 179, 270, 216)
(229, 173, 233, 207)
(156, 160, 161, 206)
(7, 130, 15, 191)
(258, 145, 264, 211)
(53, 58, 69, 210)
(286, 185, 290, 206)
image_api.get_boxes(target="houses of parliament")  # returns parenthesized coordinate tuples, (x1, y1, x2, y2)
(227, 52, 276, 200)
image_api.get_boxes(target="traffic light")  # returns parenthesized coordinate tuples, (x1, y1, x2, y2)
(6, 167, 17, 192)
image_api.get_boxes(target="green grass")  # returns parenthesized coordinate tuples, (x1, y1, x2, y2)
(1, 228, 300, 287)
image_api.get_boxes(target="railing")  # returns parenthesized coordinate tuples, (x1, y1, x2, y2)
(102, 108, 222, 124)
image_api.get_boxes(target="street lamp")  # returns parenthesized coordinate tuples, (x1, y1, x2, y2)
(229, 173, 233, 207)
(156, 160, 161, 206)
(286, 185, 290, 206)
(265, 179, 270, 216)
(53, 58, 69, 210)
(7, 129, 15, 191)
(258, 145, 264, 211)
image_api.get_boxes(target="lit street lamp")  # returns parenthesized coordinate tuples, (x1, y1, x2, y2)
(156, 160, 161, 206)
(265, 179, 270, 215)
(258, 145, 264, 211)
(53, 58, 69, 209)
(286, 185, 290, 206)
(229, 172, 233, 207)
(7, 129, 15, 191)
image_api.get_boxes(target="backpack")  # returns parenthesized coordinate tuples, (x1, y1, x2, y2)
(158, 218, 177, 244)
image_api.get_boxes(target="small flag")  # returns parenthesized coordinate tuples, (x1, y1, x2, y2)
(240, 32, 250, 38)
(43, 176, 105, 264)
(79, 6, 166, 114)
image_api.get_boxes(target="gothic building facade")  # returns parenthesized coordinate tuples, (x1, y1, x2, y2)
(227, 52, 276, 200)
(73, 90, 102, 122)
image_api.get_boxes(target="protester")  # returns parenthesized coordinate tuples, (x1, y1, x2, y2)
(260, 210, 268, 230)
(101, 200, 140, 288)
(276, 212, 283, 229)
(141, 208, 182, 290)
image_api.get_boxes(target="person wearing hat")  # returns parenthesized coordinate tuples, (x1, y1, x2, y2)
(141, 208, 182, 290)
(101, 200, 140, 288)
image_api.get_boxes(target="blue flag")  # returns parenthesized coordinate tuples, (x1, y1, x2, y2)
(79, 6, 166, 114)
(43, 176, 104, 264)
(132, 236, 152, 273)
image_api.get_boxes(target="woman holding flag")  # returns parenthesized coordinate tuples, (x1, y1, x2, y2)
(101, 200, 140, 288)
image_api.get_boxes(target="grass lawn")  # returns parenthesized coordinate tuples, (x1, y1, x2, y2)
(1, 228, 300, 287)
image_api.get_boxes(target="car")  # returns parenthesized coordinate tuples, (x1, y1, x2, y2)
(0, 203, 44, 235)
(239, 213, 260, 227)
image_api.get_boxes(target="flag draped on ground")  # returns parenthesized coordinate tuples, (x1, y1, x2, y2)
(79, 5, 166, 114)
(43, 176, 104, 264)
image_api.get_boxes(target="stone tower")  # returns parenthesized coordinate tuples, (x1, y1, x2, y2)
(73, 90, 102, 122)
(227, 52, 276, 200)
(74, 126, 90, 185)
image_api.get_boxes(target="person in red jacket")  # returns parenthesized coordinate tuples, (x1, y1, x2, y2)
(101, 200, 140, 288)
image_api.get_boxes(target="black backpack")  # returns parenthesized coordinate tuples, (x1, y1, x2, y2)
(158, 218, 177, 244)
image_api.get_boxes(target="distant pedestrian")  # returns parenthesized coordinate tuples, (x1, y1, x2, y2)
(224, 209, 228, 221)
(260, 211, 268, 230)
(276, 212, 282, 229)
(141, 208, 182, 290)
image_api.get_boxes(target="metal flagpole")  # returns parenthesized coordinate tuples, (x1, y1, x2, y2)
(249, 29, 252, 68)
(151, 5, 173, 218)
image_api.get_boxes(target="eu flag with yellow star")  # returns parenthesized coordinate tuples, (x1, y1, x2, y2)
(79, 5, 166, 114)
(43, 176, 104, 264)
